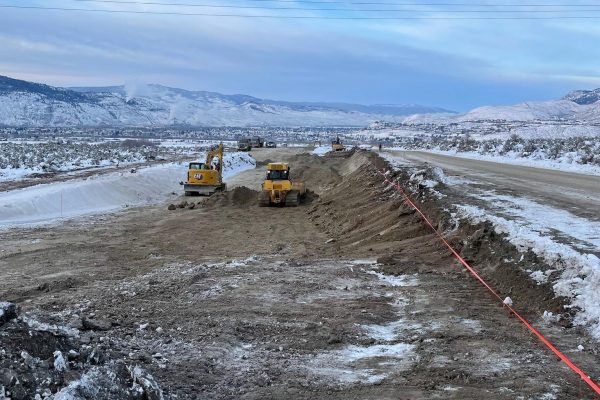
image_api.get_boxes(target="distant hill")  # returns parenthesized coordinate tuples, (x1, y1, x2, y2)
(0, 75, 453, 127)
(563, 88, 600, 105)
(402, 88, 600, 124)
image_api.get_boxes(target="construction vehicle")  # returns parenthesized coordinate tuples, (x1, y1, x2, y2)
(258, 162, 306, 207)
(332, 136, 345, 151)
(250, 136, 264, 148)
(183, 143, 226, 196)
(237, 138, 252, 152)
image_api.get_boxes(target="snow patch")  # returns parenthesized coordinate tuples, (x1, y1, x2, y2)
(0, 152, 255, 228)
(311, 343, 417, 384)
(366, 270, 419, 287)
(312, 146, 331, 156)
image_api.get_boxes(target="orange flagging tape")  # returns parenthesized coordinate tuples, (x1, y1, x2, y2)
(379, 170, 600, 396)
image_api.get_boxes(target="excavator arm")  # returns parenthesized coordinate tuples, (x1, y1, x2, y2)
(205, 143, 224, 180)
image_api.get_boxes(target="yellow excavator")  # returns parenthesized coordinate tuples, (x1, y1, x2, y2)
(183, 143, 226, 196)
(332, 136, 345, 151)
(258, 162, 306, 207)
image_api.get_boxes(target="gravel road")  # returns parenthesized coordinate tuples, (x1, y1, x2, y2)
(388, 150, 600, 221)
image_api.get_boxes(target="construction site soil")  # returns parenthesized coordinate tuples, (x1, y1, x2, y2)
(1, 148, 599, 399)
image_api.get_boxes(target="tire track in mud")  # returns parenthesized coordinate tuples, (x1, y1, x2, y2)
(1, 149, 599, 399)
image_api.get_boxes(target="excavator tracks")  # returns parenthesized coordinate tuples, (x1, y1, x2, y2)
(284, 190, 300, 207)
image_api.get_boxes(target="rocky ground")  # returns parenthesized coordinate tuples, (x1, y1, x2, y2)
(1, 148, 599, 399)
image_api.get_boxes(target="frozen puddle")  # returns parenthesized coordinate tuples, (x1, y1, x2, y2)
(311, 343, 417, 384)
(366, 270, 419, 287)
(362, 319, 424, 341)
(0, 153, 254, 228)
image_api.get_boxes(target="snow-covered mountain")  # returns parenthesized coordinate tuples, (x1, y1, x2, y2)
(0, 75, 452, 127)
(454, 100, 584, 122)
(563, 88, 600, 105)
(399, 89, 600, 125)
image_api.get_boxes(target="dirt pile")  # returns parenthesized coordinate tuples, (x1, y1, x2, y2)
(204, 186, 259, 208)
(304, 151, 443, 262)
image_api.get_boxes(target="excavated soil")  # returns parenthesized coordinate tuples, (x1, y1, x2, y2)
(203, 187, 259, 208)
(1, 148, 599, 399)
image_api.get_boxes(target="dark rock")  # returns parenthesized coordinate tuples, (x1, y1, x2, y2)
(327, 335, 342, 345)
(0, 301, 19, 325)
(82, 317, 112, 331)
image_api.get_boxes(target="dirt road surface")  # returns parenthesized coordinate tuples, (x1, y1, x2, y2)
(1, 147, 599, 399)
(388, 150, 600, 222)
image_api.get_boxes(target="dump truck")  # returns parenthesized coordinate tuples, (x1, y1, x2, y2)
(332, 136, 345, 151)
(258, 162, 306, 207)
(250, 136, 264, 148)
(237, 138, 252, 152)
(182, 143, 226, 196)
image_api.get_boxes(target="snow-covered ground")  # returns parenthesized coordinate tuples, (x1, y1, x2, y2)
(0, 152, 255, 228)
(385, 134, 600, 176)
(312, 146, 331, 156)
(0, 140, 156, 182)
(0, 138, 239, 182)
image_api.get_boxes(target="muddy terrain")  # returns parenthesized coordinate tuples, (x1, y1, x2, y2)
(1, 148, 599, 399)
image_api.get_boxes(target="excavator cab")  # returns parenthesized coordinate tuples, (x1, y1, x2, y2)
(183, 144, 226, 196)
(332, 136, 345, 152)
(266, 168, 289, 181)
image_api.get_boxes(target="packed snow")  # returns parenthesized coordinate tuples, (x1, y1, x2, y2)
(0, 152, 255, 228)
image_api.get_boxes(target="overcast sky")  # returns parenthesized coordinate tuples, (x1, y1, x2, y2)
(1, 0, 599, 110)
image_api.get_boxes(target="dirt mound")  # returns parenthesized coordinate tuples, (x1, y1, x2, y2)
(256, 158, 273, 167)
(204, 186, 259, 208)
(306, 151, 441, 261)
(293, 165, 341, 193)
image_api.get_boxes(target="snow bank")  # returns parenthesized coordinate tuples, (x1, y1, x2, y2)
(0, 152, 255, 228)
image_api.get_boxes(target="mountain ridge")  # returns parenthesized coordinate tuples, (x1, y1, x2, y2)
(0, 75, 454, 127)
